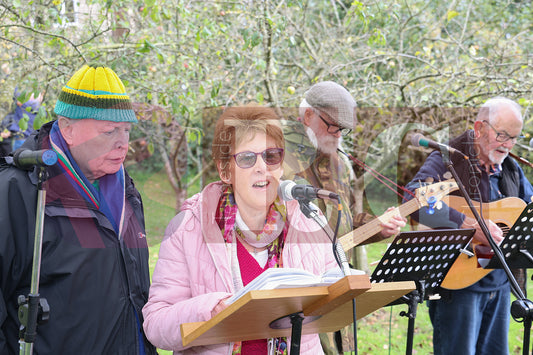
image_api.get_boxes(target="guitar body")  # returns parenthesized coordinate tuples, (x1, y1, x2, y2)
(440, 195, 526, 290)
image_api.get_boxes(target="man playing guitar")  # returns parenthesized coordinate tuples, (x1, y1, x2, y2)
(404, 97, 533, 355)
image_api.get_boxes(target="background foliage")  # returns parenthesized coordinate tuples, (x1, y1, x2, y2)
(2, 0, 533, 211)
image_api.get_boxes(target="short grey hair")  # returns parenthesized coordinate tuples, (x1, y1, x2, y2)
(478, 97, 523, 124)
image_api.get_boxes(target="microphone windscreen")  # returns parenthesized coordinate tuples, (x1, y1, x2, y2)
(278, 180, 296, 201)
(411, 133, 424, 148)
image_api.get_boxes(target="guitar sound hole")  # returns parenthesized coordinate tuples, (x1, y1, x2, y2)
(496, 223, 510, 236)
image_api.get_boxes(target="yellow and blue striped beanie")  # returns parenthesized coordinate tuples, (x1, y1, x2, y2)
(54, 64, 137, 122)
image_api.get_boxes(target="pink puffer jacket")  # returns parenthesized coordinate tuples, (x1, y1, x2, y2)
(143, 181, 338, 354)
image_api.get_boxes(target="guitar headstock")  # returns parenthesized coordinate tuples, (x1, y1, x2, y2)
(414, 179, 458, 209)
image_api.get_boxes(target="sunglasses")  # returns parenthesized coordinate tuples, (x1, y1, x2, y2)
(232, 148, 284, 169)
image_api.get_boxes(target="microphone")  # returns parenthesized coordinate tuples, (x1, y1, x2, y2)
(278, 180, 350, 275)
(278, 180, 339, 201)
(411, 133, 466, 157)
(13, 149, 58, 170)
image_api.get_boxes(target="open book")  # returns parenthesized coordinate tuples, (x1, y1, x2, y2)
(226, 267, 365, 304)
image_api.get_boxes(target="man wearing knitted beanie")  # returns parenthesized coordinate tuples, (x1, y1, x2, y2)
(283, 81, 406, 354)
(0, 64, 157, 355)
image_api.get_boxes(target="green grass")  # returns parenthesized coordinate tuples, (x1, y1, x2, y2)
(132, 169, 531, 354)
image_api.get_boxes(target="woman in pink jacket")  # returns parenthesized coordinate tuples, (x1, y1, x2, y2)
(143, 106, 339, 354)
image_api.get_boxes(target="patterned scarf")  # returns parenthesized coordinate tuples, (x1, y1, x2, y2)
(216, 186, 288, 354)
(49, 121, 126, 237)
(216, 187, 288, 265)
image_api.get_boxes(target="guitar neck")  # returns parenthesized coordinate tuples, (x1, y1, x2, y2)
(339, 198, 420, 251)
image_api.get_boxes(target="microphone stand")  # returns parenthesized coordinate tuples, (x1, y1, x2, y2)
(440, 150, 533, 355)
(18, 166, 50, 355)
(296, 196, 358, 355)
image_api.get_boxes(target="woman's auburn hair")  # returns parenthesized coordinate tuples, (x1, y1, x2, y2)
(212, 106, 284, 174)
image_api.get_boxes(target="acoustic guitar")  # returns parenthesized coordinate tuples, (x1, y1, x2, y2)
(338, 180, 458, 251)
(439, 195, 526, 290)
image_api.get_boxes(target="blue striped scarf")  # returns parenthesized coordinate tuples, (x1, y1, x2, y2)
(49, 121, 126, 237)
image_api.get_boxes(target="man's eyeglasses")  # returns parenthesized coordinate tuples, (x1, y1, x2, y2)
(482, 120, 524, 143)
(317, 113, 352, 136)
(232, 148, 284, 169)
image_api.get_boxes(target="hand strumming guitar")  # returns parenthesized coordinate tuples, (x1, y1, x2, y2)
(461, 216, 503, 246)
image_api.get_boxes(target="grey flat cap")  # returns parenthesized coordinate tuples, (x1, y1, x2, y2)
(304, 81, 357, 129)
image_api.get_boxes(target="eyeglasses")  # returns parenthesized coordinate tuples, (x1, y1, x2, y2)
(482, 120, 524, 143)
(232, 148, 284, 169)
(316, 112, 352, 136)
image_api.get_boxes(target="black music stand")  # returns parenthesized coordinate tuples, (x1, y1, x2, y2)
(483, 202, 533, 355)
(370, 229, 475, 355)
(486, 202, 533, 270)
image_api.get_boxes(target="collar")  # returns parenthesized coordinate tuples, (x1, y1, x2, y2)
(488, 163, 502, 175)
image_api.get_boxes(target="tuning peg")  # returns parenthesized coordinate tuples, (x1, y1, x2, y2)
(426, 196, 437, 215)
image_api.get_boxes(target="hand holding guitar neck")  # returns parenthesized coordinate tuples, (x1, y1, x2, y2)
(379, 207, 406, 238)
(338, 180, 458, 251)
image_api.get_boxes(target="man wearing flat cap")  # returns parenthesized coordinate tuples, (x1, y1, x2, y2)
(0, 64, 156, 354)
(283, 81, 405, 354)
